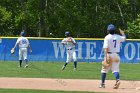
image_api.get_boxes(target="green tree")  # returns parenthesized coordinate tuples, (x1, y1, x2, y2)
(0, 6, 12, 36)
(126, 14, 140, 39)
(0, 0, 140, 38)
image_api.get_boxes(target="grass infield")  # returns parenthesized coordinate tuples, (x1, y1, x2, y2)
(0, 61, 139, 80)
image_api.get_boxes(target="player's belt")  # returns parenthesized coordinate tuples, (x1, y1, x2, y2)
(67, 48, 73, 50)
(20, 47, 27, 48)
(108, 52, 119, 54)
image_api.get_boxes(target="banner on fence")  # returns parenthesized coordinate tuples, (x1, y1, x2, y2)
(0, 38, 140, 63)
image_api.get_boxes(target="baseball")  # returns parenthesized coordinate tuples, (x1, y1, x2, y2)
(50, 33, 53, 35)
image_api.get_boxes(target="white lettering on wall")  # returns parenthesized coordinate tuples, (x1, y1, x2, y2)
(136, 43, 140, 60)
(124, 43, 136, 60)
(52, 41, 140, 62)
(85, 42, 96, 59)
(98, 42, 104, 59)
(52, 42, 65, 58)
(76, 42, 83, 59)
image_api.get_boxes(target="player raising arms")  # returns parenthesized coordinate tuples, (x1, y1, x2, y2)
(12, 31, 32, 68)
(99, 24, 126, 89)
(61, 31, 77, 70)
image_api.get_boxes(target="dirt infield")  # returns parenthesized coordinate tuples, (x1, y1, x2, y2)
(0, 77, 140, 93)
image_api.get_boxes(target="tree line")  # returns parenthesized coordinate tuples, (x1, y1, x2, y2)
(0, 0, 140, 38)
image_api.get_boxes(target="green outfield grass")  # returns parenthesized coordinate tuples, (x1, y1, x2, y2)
(0, 61, 140, 80)
(0, 88, 100, 93)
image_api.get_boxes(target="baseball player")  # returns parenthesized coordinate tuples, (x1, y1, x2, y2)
(12, 31, 32, 68)
(99, 24, 126, 89)
(61, 31, 77, 70)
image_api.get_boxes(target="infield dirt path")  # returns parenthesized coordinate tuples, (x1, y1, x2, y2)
(0, 77, 140, 93)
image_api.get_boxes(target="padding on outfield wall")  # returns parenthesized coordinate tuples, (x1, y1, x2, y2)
(0, 37, 140, 63)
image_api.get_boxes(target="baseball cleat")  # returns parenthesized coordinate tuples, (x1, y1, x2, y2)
(74, 68, 76, 71)
(18, 65, 21, 68)
(99, 84, 105, 88)
(24, 65, 28, 68)
(61, 66, 65, 70)
(113, 80, 121, 89)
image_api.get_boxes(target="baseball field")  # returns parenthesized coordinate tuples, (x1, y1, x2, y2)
(0, 62, 140, 93)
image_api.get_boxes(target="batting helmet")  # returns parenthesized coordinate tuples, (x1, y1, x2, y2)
(20, 31, 25, 36)
(65, 31, 69, 35)
(107, 24, 115, 31)
(65, 31, 70, 37)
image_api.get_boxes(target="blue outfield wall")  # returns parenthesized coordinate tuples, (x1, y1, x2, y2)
(0, 37, 140, 63)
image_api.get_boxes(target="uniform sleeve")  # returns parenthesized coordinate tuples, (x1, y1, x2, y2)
(16, 38, 20, 44)
(61, 38, 66, 43)
(119, 35, 126, 42)
(26, 38, 29, 45)
(72, 38, 76, 43)
(103, 36, 108, 48)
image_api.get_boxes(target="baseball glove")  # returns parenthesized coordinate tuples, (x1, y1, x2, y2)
(67, 37, 72, 42)
(102, 56, 112, 67)
(11, 48, 14, 54)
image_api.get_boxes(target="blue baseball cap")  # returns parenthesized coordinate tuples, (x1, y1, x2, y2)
(20, 31, 25, 36)
(65, 31, 69, 35)
(107, 24, 115, 31)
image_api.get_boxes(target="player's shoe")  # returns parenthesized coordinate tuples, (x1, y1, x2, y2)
(113, 80, 121, 89)
(99, 84, 105, 88)
(74, 68, 76, 71)
(18, 65, 21, 68)
(24, 65, 28, 68)
(61, 66, 66, 70)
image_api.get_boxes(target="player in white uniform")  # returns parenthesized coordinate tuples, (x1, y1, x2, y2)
(99, 24, 126, 89)
(61, 31, 77, 70)
(12, 31, 32, 68)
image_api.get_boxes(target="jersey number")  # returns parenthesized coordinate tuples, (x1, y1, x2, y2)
(22, 39, 27, 44)
(113, 40, 117, 48)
